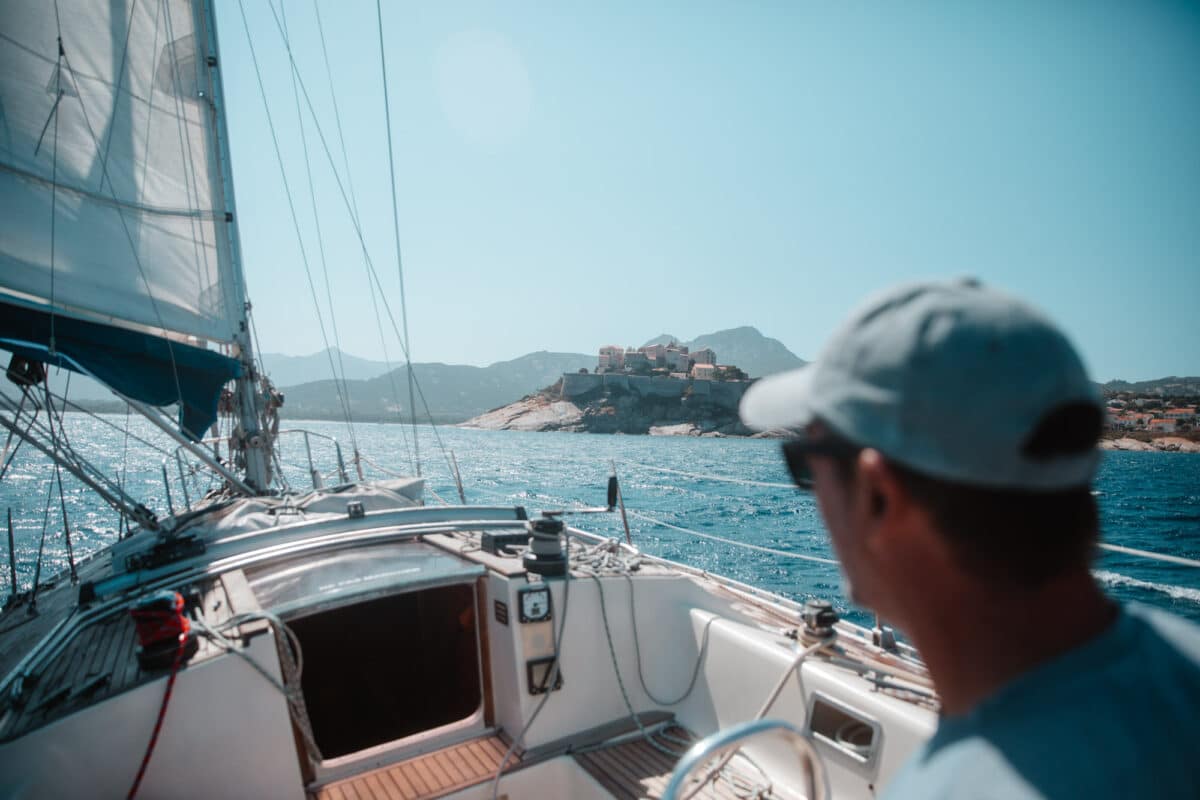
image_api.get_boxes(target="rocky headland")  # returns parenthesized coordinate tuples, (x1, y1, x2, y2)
(460, 378, 758, 437)
(1100, 436, 1200, 453)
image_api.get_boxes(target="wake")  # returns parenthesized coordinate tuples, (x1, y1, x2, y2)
(1094, 570, 1200, 605)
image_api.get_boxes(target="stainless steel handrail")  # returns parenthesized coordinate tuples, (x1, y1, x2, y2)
(166, 428, 350, 497)
(663, 719, 828, 800)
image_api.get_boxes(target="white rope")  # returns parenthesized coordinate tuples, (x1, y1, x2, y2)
(1098, 542, 1200, 569)
(194, 611, 323, 763)
(629, 510, 839, 566)
(572, 537, 781, 798)
(623, 461, 797, 490)
(681, 637, 833, 800)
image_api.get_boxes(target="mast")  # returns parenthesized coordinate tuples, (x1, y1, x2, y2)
(199, 0, 272, 491)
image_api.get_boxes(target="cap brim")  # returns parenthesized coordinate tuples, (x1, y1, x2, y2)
(739, 365, 816, 431)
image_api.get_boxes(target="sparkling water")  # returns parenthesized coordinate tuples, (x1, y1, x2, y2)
(3, 415, 1198, 629)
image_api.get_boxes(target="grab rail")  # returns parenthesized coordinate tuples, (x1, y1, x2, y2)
(663, 719, 827, 800)
(164, 429, 350, 504)
(276, 429, 349, 487)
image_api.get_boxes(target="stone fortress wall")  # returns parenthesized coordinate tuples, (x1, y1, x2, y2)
(560, 372, 750, 412)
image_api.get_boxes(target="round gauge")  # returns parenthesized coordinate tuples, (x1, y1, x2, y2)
(518, 586, 552, 623)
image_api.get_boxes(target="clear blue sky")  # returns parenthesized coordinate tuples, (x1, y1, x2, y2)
(215, 1, 1199, 382)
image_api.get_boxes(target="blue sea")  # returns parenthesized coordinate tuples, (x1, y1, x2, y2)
(3, 415, 1198, 629)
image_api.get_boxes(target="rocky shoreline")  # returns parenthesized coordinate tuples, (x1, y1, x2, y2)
(1099, 436, 1200, 453)
(460, 379, 763, 437)
(463, 382, 1200, 450)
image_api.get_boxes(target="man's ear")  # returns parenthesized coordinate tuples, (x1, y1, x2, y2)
(855, 449, 901, 523)
(856, 450, 955, 567)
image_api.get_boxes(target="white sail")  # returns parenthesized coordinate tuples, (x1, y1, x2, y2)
(0, 0, 242, 344)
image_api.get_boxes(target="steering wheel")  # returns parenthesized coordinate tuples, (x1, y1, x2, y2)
(661, 718, 828, 800)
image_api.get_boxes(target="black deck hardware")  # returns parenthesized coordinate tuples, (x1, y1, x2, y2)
(5, 355, 45, 388)
(526, 656, 564, 695)
(523, 516, 567, 577)
(802, 599, 839, 638)
(124, 534, 206, 573)
(480, 531, 528, 557)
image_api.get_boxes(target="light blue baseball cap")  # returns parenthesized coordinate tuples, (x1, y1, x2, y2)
(740, 279, 1104, 490)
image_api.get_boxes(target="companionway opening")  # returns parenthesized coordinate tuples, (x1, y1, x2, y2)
(287, 584, 482, 759)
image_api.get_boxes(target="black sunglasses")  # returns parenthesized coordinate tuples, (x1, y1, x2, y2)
(781, 437, 862, 489)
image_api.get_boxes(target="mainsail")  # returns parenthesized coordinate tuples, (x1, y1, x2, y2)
(0, 0, 246, 438)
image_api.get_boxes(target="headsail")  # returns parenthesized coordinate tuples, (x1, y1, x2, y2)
(0, 0, 246, 438)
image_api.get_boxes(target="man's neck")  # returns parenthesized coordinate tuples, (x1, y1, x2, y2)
(899, 570, 1118, 717)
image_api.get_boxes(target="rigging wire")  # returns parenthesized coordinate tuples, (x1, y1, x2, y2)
(311, 0, 413, 473)
(119, 405, 132, 537)
(622, 460, 798, 490)
(46, 6, 62, 357)
(25, 387, 173, 458)
(234, 0, 359, 450)
(0, 390, 158, 522)
(629, 510, 837, 565)
(1096, 542, 1200, 570)
(279, 3, 361, 466)
(28, 466, 57, 608)
(260, 1, 457, 482)
(42, 375, 76, 583)
(374, 0, 421, 476)
(0, 391, 38, 483)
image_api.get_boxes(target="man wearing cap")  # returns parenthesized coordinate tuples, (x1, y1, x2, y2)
(739, 280, 1200, 798)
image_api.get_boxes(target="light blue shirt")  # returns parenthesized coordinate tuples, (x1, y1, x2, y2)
(883, 604, 1200, 799)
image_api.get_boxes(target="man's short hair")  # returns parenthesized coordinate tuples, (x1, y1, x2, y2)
(821, 412, 1101, 588)
(890, 463, 1098, 588)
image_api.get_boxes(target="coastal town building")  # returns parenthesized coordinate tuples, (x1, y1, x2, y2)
(622, 351, 651, 372)
(593, 341, 747, 383)
(1106, 398, 1195, 433)
(642, 343, 667, 365)
(665, 348, 690, 372)
(1109, 413, 1153, 430)
(597, 345, 624, 372)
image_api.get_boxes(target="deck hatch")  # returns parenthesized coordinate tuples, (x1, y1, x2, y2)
(246, 542, 484, 619)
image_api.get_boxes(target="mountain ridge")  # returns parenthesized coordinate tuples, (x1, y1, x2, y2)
(641, 326, 806, 378)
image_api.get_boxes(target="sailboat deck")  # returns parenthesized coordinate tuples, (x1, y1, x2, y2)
(0, 576, 240, 741)
(573, 727, 751, 800)
(312, 734, 519, 800)
(312, 726, 755, 800)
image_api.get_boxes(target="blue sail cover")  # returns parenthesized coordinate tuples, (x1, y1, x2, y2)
(1, 300, 240, 440)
